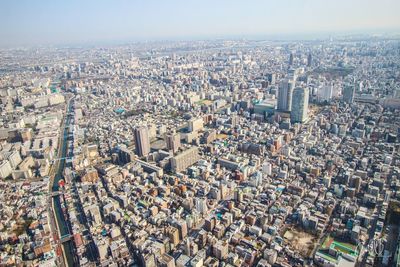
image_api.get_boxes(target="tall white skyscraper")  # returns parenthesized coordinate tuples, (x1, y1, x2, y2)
(277, 79, 295, 112)
(291, 87, 309, 123)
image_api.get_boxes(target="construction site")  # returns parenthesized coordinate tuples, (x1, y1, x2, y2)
(283, 228, 318, 257)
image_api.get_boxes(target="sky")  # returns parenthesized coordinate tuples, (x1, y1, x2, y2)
(1, 0, 400, 47)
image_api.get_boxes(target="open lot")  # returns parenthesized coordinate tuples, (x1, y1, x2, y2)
(284, 228, 318, 257)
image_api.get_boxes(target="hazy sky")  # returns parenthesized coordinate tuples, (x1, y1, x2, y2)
(1, 0, 400, 46)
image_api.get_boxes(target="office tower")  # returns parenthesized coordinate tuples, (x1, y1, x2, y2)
(291, 87, 309, 123)
(134, 126, 150, 157)
(307, 53, 312, 67)
(343, 84, 355, 103)
(289, 52, 294, 66)
(166, 132, 181, 153)
(277, 79, 295, 112)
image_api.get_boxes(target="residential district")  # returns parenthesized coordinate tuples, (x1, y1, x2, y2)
(0, 38, 399, 267)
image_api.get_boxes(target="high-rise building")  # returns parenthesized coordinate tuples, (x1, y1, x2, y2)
(289, 52, 294, 66)
(307, 53, 312, 67)
(291, 87, 309, 123)
(166, 132, 181, 153)
(277, 79, 295, 112)
(134, 126, 150, 157)
(343, 84, 355, 103)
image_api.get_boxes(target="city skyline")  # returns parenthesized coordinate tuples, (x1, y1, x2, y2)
(1, 1, 400, 267)
(1, 0, 400, 47)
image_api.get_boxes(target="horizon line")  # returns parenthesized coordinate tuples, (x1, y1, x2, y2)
(1, 29, 400, 49)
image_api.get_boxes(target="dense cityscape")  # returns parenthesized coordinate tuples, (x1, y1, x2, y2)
(0, 36, 399, 267)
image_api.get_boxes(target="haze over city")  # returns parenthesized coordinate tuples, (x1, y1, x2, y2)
(1, 0, 400, 46)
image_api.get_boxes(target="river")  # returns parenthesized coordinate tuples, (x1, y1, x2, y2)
(52, 98, 76, 266)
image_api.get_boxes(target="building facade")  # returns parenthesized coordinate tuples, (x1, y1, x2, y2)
(170, 147, 200, 173)
(166, 132, 181, 154)
(134, 126, 150, 157)
(291, 87, 309, 123)
(343, 84, 355, 103)
(277, 79, 295, 112)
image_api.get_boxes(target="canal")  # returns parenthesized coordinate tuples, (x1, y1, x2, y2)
(52, 99, 76, 266)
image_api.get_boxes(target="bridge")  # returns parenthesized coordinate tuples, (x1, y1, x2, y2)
(60, 234, 73, 243)
(50, 191, 64, 197)
(50, 157, 73, 164)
